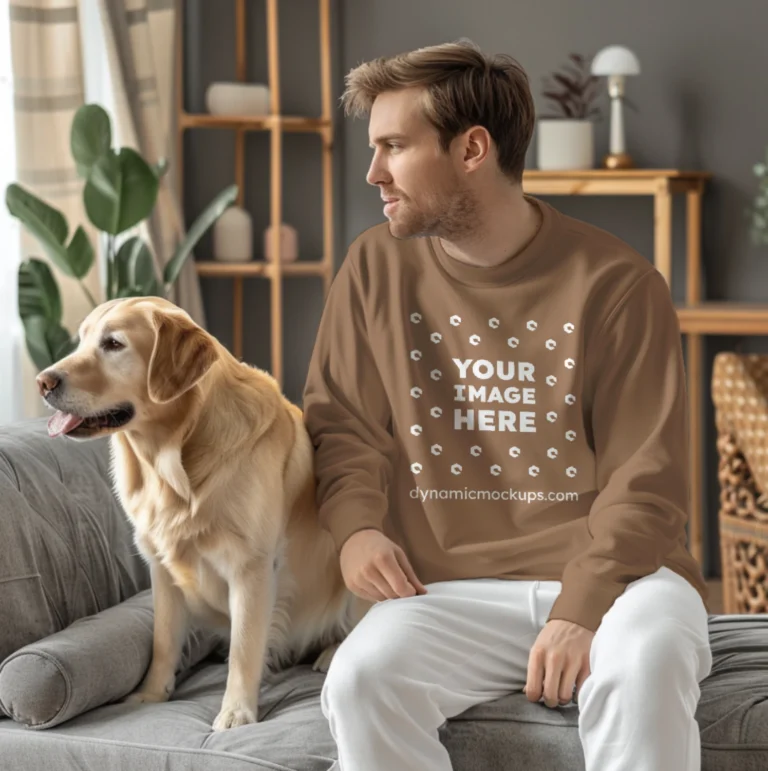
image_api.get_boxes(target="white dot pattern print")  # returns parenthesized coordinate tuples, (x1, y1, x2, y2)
(404, 308, 580, 484)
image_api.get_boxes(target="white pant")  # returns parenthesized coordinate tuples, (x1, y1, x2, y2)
(321, 566, 712, 771)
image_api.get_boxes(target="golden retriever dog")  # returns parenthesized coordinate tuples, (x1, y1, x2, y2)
(36, 296, 367, 730)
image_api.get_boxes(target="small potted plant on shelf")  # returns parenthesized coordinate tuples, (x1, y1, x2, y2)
(537, 53, 601, 171)
(6, 103, 238, 371)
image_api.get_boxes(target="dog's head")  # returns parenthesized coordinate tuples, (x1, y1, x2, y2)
(36, 297, 219, 440)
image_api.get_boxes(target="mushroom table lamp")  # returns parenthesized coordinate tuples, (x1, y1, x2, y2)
(591, 45, 640, 169)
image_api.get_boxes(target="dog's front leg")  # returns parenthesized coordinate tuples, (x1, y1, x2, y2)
(213, 556, 273, 731)
(125, 558, 189, 704)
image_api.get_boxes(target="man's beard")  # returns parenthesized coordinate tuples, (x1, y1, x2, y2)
(387, 185, 479, 241)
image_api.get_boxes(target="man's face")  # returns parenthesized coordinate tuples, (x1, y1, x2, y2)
(367, 88, 478, 240)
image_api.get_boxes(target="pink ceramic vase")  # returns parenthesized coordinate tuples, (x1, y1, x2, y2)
(264, 224, 298, 263)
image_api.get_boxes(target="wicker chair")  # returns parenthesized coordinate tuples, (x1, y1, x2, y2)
(712, 352, 768, 614)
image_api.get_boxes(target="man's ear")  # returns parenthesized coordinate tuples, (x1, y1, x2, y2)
(147, 311, 219, 404)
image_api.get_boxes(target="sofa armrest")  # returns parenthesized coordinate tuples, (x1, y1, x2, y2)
(0, 589, 226, 729)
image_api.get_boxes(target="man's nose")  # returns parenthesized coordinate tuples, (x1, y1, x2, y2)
(366, 157, 391, 187)
(37, 369, 63, 397)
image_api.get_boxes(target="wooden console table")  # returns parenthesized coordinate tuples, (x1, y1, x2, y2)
(522, 169, 768, 567)
(522, 169, 709, 291)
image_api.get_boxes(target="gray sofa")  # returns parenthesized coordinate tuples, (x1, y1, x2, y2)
(0, 419, 767, 771)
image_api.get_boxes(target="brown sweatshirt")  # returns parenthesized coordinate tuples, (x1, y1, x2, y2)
(302, 196, 707, 632)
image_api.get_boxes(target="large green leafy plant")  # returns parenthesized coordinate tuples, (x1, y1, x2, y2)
(6, 103, 237, 371)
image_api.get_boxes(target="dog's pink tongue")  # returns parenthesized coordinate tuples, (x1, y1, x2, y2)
(47, 411, 84, 437)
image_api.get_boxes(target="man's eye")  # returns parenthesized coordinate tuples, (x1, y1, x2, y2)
(101, 337, 125, 352)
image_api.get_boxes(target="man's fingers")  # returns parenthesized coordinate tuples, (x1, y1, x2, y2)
(353, 580, 382, 603)
(559, 659, 582, 704)
(366, 568, 400, 600)
(574, 661, 591, 701)
(379, 552, 417, 598)
(355, 576, 390, 603)
(525, 647, 544, 702)
(395, 549, 428, 595)
(542, 652, 563, 708)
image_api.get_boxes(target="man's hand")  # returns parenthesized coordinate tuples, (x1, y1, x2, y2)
(524, 620, 594, 708)
(339, 529, 428, 602)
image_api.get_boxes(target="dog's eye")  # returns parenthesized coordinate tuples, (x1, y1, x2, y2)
(101, 337, 125, 352)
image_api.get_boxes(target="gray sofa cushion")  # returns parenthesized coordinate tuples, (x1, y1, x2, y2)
(0, 589, 226, 729)
(0, 420, 150, 663)
(696, 615, 768, 771)
(0, 615, 766, 771)
(0, 662, 335, 771)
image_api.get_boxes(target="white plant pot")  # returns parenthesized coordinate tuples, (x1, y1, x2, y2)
(536, 119, 594, 170)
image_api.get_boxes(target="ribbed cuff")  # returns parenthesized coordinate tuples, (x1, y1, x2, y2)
(320, 500, 386, 554)
(547, 573, 626, 632)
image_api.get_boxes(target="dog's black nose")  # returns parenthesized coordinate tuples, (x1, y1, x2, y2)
(36, 369, 63, 397)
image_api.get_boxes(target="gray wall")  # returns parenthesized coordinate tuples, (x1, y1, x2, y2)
(185, 0, 768, 577)
(341, 0, 768, 294)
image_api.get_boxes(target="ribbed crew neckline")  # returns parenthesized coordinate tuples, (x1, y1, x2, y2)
(428, 195, 556, 287)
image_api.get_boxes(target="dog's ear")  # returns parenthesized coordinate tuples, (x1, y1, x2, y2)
(147, 311, 218, 404)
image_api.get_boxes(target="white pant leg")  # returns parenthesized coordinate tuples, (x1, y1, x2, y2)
(321, 578, 556, 771)
(577, 566, 713, 771)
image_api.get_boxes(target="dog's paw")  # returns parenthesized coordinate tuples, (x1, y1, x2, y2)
(213, 704, 257, 731)
(312, 642, 341, 673)
(123, 689, 170, 705)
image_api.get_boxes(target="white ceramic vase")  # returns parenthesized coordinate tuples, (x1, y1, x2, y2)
(212, 206, 252, 263)
(536, 119, 594, 170)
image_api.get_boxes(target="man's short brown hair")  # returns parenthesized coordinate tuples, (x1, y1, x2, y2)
(341, 39, 535, 183)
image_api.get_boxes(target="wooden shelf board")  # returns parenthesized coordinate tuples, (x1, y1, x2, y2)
(524, 169, 712, 180)
(522, 169, 711, 196)
(676, 303, 768, 334)
(195, 260, 329, 278)
(180, 113, 330, 133)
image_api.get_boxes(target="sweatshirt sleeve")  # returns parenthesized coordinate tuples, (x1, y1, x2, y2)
(547, 268, 691, 631)
(301, 250, 394, 552)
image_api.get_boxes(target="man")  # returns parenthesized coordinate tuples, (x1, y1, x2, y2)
(302, 39, 711, 771)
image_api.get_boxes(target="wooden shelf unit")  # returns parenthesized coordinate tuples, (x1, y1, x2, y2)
(195, 260, 329, 278)
(676, 303, 768, 335)
(179, 113, 331, 133)
(522, 168, 768, 569)
(176, 0, 335, 387)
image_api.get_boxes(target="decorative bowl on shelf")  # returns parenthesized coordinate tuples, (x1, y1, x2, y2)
(205, 82, 270, 116)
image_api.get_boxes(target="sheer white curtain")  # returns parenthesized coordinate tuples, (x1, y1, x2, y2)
(80, 0, 120, 285)
(0, 0, 23, 426)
